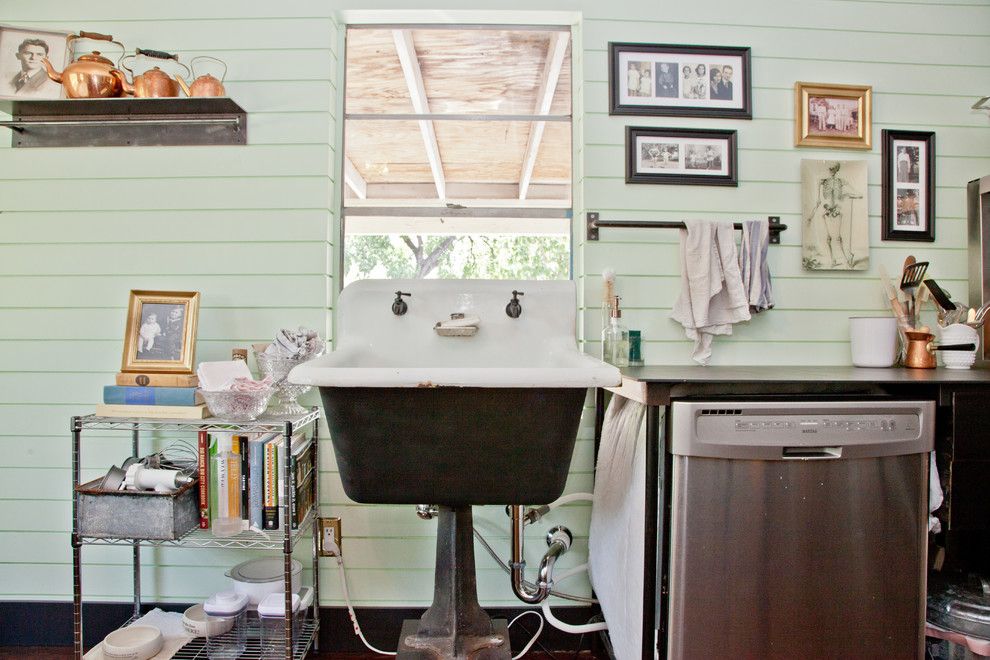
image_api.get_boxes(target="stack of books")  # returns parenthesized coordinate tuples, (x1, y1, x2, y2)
(198, 430, 315, 531)
(96, 372, 208, 419)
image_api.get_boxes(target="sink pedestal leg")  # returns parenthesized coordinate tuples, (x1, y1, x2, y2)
(398, 505, 511, 659)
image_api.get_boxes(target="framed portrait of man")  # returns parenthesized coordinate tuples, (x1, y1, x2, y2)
(0, 25, 70, 100)
(121, 290, 201, 374)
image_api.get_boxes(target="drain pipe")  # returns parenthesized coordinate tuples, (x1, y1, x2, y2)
(509, 504, 573, 604)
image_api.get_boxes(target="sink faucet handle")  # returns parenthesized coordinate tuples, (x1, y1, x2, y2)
(392, 291, 411, 316)
(506, 290, 524, 318)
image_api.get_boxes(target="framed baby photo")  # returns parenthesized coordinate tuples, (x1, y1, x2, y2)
(882, 129, 935, 242)
(608, 42, 752, 119)
(794, 81, 872, 149)
(0, 25, 70, 100)
(626, 126, 738, 187)
(121, 290, 200, 374)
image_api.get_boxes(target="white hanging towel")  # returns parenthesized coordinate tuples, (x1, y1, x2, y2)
(589, 395, 648, 660)
(671, 220, 751, 365)
(739, 218, 775, 313)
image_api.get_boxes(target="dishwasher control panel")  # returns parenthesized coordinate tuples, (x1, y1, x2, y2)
(670, 400, 935, 459)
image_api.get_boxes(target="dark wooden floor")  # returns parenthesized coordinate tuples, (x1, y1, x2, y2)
(0, 649, 595, 659)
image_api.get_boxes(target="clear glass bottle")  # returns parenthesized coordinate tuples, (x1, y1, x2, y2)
(602, 296, 630, 367)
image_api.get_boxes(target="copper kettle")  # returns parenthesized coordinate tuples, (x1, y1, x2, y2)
(903, 330, 976, 369)
(175, 56, 227, 97)
(41, 31, 127, 98)
(119, 49, 190, 98)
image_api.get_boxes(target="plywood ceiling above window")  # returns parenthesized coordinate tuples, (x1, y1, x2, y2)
(344, 27, 572, 206)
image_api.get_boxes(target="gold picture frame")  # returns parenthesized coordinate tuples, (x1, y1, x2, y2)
(795, 82, 872, 150)
(121, 290, 200, 374)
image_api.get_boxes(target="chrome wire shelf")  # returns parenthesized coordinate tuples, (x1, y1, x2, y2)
(74, 408, 321, 434)
(79, 507, 316, 550)
(89, 616, 318, 660)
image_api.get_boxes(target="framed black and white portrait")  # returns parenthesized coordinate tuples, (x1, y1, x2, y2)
(609, 43, 751, 119)
(0, 25, 70, 100)
(882, 129, 935, 242)
(626, 126, 737, 186)
(121, 290, 201, 374)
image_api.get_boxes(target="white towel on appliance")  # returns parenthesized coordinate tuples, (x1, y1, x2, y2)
(671, 220, 751, 365)
(739, 218, 774, 313)
(589, 395, 648, 660)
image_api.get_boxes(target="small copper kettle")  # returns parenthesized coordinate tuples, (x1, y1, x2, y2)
(903, 330, 976, 369)
(119, 49, 190, 98)
(41, 31, 127, 98)
(175, 56, 227, 97)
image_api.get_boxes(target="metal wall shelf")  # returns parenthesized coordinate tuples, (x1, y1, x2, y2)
(71, 407, 320, 660)
(0, 97, 247, 147)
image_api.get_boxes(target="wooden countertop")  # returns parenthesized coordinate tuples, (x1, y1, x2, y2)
(607, 365, 990, 405)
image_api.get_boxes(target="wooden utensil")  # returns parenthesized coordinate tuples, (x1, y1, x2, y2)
(879, 264, 907, 323)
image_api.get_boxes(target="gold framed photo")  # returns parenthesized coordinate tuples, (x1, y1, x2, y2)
(121, 290, 200, 374)
(795, 82, 872, 150)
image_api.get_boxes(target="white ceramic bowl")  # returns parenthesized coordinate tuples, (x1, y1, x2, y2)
(938, 324, 979, 369)
(101, 625, 164, 660)
(182, 602, 236, 638)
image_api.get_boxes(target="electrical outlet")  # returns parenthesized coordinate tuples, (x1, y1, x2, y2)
(318, 517, 342, 557)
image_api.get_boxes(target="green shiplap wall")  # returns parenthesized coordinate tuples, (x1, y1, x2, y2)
(2, 0, 990, 613)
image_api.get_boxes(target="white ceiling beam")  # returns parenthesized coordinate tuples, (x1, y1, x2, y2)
(343, 156, 367, 199)
(356, 182, 570, 203)
(519, 31, 569, 200)
(392, 29, 446, 201)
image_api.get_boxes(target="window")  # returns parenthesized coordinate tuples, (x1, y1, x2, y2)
(342, 26, 572, 285)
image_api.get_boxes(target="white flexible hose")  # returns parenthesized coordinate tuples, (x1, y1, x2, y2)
(540, 563, 609, 634)
(548, 492, 595, 509)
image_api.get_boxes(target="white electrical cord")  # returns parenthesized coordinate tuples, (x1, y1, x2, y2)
(540, 564, 609, 634)
(547, 492, 594, 509)
(507, 610, 544, 659)
(330, 543, 397, 656)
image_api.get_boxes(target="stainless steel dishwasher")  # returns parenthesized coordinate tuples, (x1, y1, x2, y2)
(665, 400, 934, 660)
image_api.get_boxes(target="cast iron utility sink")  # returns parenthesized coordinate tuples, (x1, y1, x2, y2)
(289, 279, 620, 505)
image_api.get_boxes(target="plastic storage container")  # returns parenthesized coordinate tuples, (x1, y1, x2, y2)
(203, 591, 249, 659)
(258, 592, 302, 657)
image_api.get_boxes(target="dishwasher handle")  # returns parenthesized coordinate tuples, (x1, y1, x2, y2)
(782, 446, 842, 459)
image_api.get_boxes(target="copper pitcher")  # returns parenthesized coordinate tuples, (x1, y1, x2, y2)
(119, 49, 190, 98)
(41, 31, 127, 98)
(175, 56, 227, 97)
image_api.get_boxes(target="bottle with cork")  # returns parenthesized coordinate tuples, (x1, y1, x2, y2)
(602, 295, 629, 367)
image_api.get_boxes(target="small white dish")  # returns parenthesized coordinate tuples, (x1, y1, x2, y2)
(101, 624, 164, 660)
(182, 602, 235, 638)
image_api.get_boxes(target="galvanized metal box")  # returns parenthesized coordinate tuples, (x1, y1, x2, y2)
(76, 478, 199, 540)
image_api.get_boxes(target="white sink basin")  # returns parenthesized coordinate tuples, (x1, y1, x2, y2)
(288, 279, 620, 505)
(289, 279, 620, 388)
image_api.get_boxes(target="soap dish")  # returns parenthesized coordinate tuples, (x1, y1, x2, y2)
(434, 324, 478, 337)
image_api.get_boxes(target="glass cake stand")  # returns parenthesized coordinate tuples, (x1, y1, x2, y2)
(254, 347, 324, 416)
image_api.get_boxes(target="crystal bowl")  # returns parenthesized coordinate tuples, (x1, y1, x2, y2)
(254, 347, 325, 416)
(199, 388, 274, 422)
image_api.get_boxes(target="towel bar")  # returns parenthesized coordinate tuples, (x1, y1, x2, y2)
(586, 212, 787, 244)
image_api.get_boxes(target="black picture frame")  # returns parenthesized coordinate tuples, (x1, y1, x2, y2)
(881, 129, 935, 242)
(609, 42, 752, 119)
(626, 126, 738, 187)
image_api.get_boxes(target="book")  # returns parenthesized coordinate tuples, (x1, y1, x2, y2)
(103, 385, 203, 406)
(237, 435, 250, 522)
(289, 436, 315, 529)
(115, 372, 199, 387)
(197, 430, 209, 529)
(262, 436, 279, 530)
(248, 433, 276, 530)
(95, 403, 209, 419)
